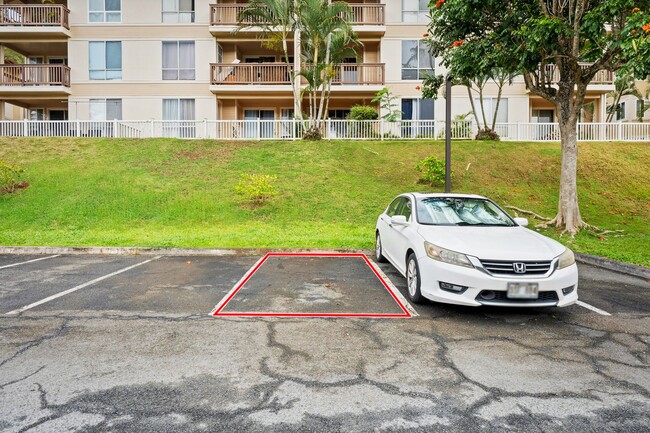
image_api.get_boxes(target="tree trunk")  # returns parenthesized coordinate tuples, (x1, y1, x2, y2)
(554, 91, 586, 235)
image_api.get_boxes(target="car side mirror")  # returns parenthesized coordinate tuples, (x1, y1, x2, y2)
(514, 217, 529, 227)
(390, 215, 408, 226)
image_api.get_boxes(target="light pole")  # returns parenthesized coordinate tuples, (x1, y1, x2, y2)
(445, 75, 452, 193)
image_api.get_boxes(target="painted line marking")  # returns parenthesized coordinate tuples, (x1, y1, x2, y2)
(0, 255, 61, 270)
(5, 256, 162, 315)
(365, 257, 418, 317)
(209, 255, 267, 316)
(576, 300, 612, 316)
(211, 253, 412, 318)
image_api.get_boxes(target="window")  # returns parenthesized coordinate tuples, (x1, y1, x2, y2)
(615, 102, 626, 121)
(402, 0, 430, 23)
(90, 99, 122, 120)
(396, 198, 412, 220)
(89, 41, 122, 80)
(162, 0, 195, 23)
(636, 99, 648, 119)
(401, 40, 433, 80)
(217, 44, 223, 64)
(163, 99, 195, 138)
(89, 0, 121, 22)
(29, 109, 44, 121)
(474, 98, 508, 123)
(387, 197, 405, 217)
(162, 41, 195, 80)
(401, 99, 434, 120)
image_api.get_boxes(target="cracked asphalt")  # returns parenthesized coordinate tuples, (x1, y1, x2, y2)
(0, 253, 648, 432)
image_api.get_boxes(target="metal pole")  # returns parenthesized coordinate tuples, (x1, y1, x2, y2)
(445, 75, 452, 193)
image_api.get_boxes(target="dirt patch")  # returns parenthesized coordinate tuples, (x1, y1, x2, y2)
(174, 150, 202, 160)
(1, 181, 29, 194)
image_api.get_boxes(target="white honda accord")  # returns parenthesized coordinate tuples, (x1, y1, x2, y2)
(375, 193, 579, 307)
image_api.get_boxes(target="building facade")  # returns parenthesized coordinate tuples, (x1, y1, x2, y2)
(0, 0, 615, 127)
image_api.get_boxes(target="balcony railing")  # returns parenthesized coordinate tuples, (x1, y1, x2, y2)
(210, 3, 384, 26)
(212, 63, 293, 84)
(347, 4, 384, 25)
(542, 63, 615, 85)
(0, 5, 70, 29)
(211, 63, 384, 85)
(0, 64, 71, 87)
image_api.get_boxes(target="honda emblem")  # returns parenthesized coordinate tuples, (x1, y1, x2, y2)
(513, 262, 527, 274)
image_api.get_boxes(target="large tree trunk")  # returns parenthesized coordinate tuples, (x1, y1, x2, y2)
(553, 83, 587, 235)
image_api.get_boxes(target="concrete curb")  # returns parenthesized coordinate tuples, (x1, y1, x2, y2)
(0, 246, 373, 257)
(575, 253, 650, 280)
(1, 246, 647, 280)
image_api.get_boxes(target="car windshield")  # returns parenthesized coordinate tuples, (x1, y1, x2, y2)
(416, 197, 515, 226)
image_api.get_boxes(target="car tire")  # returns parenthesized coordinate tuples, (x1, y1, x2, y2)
(406, 253, 424, 303)
(375, 232, 388, 263)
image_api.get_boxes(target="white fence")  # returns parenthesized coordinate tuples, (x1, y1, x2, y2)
(0, 119, 648, 141)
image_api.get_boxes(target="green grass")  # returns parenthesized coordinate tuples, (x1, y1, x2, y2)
(0, 137, 648, 266)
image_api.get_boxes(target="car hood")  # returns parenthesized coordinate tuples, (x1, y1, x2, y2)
(417, 226, 566, 260)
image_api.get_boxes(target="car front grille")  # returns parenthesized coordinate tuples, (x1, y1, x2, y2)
(479, 259, 553, 276)
(476, 290, 559, 305)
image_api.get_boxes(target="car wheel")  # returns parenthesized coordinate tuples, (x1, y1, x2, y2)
(375, 232, 388, 263)
(406, 253, 424, 303)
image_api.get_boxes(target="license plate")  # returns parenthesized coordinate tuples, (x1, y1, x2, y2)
(507, 282, 539, 299)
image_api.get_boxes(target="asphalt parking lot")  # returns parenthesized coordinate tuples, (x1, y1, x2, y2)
(1, 252, 649, 432)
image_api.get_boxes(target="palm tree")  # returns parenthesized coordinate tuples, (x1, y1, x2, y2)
(238, 0, 301, 117)
(298, 0, 358, 135)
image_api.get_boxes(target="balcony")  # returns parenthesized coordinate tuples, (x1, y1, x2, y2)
(0, 5, 71, 39)
(0, 64, 71, 97)
(211, 63, 384, 85)
(542, 63, 615, 86)
(209, 3, 385, 36)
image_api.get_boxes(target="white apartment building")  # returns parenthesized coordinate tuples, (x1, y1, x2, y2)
(0, 0, 615, 128)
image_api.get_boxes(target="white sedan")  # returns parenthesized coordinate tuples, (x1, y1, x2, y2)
(375, 193, 579, 307)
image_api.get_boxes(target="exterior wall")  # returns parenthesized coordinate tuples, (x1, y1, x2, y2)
(0, 0, 615, 123)
(67, 0, 215, 120)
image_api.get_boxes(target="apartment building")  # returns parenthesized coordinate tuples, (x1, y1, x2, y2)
(611, 80, 650, 123)
(0, 0, 615, 129)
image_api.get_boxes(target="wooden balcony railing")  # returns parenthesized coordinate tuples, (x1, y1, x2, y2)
(212, 63, 293, 84)
(0, 5, 70, 29)
(211, 62, 385, 85)
(347, 4, 384, 25)
(543, 63, 615, 85)
(0, 64, 71, 87)
(210, 3, 384, 26)
(329, 63, 384, 85)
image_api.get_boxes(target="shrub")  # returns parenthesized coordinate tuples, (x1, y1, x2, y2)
(234, 174, 277, 205)
(475, 128, 501, 141)
(347, 105, 378, 121)
(0, 160, 28, 194)
(415, 156, 449, 186)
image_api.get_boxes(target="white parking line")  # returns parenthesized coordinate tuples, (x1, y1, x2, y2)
(576, 300, 612, 316)
(366, 258, 419, 317)
(5, 256, 162, 315)
(210, 255, 266, 316)
(0, 255, 61, 270)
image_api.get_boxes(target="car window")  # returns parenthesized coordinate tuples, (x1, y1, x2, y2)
(416, 197, 514, 226)
(396, 198, 412, 220)
(386, 197, 403, 217)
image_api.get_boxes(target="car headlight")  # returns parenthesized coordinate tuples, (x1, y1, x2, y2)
(424, 241, 474, 268)
(557, 248, 576, 269)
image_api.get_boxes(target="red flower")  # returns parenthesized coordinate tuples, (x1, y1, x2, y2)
(643, 23, 650, 34)
(415, 86, 421, 90)
(435, 0, 445, 8)
(452, 40, 464, 47)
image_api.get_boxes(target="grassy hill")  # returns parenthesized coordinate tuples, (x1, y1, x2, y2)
(0, 137, 648, 266)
